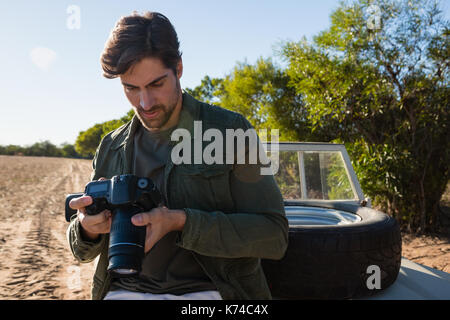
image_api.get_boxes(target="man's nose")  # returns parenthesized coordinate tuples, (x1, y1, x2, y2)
(139, 89, 155, 110)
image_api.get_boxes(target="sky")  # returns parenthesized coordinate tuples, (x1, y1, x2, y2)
(0, 0, 448, 146)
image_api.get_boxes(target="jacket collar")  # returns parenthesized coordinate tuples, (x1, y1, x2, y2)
(171, 91, 200, 143)
(110, 115, 140, 151)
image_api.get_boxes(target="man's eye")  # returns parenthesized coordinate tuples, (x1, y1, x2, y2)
(152, 81, 163, 87)
(125, 86, 137, 91)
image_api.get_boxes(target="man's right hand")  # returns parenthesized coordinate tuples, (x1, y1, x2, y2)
(69, 195, 112, 241)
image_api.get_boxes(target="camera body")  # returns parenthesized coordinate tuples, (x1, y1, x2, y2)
(84, 175, 161, 215)
(65, 174, 162, 277)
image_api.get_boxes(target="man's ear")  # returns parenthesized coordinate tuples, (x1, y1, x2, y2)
(176, 59, 183, 79)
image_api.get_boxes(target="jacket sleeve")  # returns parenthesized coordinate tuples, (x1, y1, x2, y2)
(66, 215, 108, 263)
(66, 135, 111, 263)
(176, 115, 289, 260)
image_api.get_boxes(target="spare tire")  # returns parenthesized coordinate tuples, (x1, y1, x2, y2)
(262, 201, 402, 299)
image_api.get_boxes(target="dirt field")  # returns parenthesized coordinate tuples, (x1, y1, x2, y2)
(0, 155, 95, 299)
(0, 155, 448, 299)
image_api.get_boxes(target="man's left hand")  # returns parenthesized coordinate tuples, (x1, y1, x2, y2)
(131, 206, 186, 253)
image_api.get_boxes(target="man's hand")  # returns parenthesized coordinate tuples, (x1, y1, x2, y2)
(131, 206, 186, 253)
(69, 178, 112, 241)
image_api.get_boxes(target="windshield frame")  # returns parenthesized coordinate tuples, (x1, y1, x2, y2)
(263, 142, 366, 204)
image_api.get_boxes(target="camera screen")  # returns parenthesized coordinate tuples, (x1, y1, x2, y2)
(88, 182, 108, 193)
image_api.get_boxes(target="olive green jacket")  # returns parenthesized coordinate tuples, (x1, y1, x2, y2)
(67, 92, 288, 300)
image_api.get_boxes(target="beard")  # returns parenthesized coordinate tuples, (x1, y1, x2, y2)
(135, 82, 181, 132)
(135, 104, 173, 131)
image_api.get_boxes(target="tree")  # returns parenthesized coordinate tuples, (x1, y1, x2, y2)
(75, 109, 134, 158)
(23, 141, 62, 157)
(219, 58, 301, 141)
(60, 143, 80, 158)
(188, 58, 332, 142)
(185, 76, 224, 105)
(0, 142, 82, 158)
(75, 124, 105, 158)
(2, 145, 24, 156)
(282, 0, 449, 232)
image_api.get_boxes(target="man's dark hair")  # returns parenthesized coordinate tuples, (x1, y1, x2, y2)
(101, 11, 182, 79)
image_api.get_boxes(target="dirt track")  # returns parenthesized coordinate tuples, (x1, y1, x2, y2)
(0, 155, 448, 299)
(0, 155, 95, 299)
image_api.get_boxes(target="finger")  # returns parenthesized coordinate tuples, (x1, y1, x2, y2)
(69, 196, 93, 210)
(132, 207, 167, 226)
(89, 218, 112, 234)
(81, 209, 111, 226)
(144, 226, 154, 253)
(131, 214, 145, 226)
(131, 210, 158, 226)
(78, 211, 111, 233)
(96, 209, 112, 224)
(145, 239, 153, 253)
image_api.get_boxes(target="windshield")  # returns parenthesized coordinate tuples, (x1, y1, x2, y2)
(272, 149, 357, 201)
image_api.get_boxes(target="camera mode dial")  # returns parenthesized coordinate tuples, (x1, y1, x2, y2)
(137, 178, 148, 189)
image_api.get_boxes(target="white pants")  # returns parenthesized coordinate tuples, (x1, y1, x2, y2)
(104, 289, 222, 300)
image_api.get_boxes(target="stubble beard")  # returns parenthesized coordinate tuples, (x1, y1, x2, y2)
(135, 81, 181, 132)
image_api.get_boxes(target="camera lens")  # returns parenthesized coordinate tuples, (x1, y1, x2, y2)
(113, 268, 137, 275)
(107, 206, 146, 277)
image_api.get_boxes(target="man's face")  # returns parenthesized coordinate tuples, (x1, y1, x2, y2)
(120, 57, 183, 132)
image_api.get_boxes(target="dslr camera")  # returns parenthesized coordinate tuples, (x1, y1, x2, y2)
(65, 174, 162, 277)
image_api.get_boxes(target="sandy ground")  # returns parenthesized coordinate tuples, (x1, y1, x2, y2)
(0, 155, 95, 299)
(0, 155, 448, 299)
(401, 233, 449, 273)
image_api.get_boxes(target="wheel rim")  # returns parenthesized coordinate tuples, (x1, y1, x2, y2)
(285, 206, 361, 226)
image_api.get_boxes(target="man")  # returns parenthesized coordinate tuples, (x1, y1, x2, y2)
(67, 11, 288, 300)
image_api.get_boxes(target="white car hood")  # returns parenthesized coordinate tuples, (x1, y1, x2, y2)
(361, 257, 450, 300)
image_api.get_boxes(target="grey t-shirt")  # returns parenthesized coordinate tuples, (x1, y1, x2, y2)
(111, 125, 216, 295)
